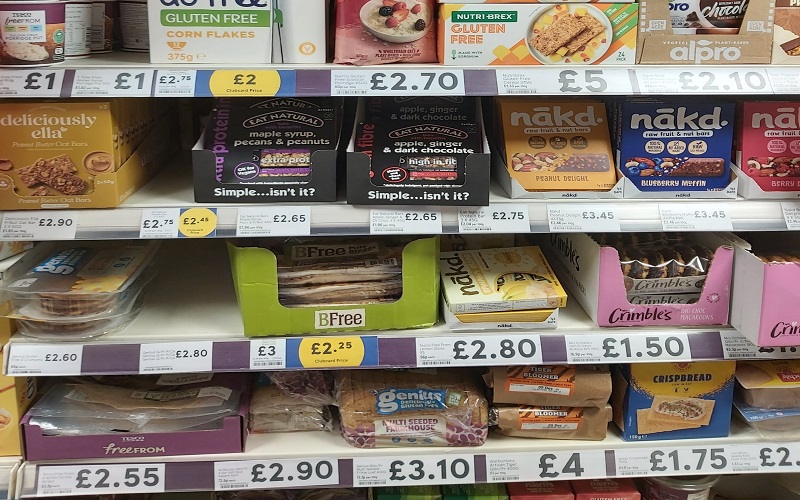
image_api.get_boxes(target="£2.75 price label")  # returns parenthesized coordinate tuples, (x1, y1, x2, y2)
(485, 451, 607, 483)
(353, 456, 474, 487)
(37, 464, 165, 497)
(458, 205, 530, 233)
(332, 70, 465, 96)
(215, 459, 339, 490)
(416, 335, 543, 367)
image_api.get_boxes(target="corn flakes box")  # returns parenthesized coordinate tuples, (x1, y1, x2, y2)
(438, 3, 637, 66)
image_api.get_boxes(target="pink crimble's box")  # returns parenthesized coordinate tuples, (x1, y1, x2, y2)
(21, 374, 250, 461)
(544, 232, 733, 327)
(731, 233, 800, 347)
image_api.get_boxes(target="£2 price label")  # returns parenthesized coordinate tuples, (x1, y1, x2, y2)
(215, 459, 339, 490)
(353, 456, 474, 487)
(37, 464, 165, 497)
(208, 70, 282, 97)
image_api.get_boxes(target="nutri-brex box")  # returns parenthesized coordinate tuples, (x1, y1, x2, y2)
(616, 99, 735, 192)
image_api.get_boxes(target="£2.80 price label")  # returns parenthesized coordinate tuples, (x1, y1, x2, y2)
(215, 459, 339, 490)
(37, 464, 165, 497)
(485, 451, 608, 483)
(416, 336, 543, 367)
(139, 341, 213, 373)
(332, 70, 465, 96)
(353, 456, 474, 487)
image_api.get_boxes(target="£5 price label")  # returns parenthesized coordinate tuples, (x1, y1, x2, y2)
(72, 70, 155, 97)
(6, 344, 83, 376)
(458, 205, 530, 233)
(215, 459, 339, 490)
(0, 212, 78, 240)
(37, 464, 165, 497)
(237, 207, 312, 237)
(353, 456, 474, 487)
(659, 204, 733, 231)
(139, 341, 214, 373)
(0, 70, 65, 97)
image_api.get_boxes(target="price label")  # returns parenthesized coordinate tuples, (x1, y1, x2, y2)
(37, 464, 165, 497)
(72, 70, 155, 97)
(659, 204, 733, 231)
(249, 339, 287, 370)
(139, 208, 179, 239)
(236, 206, 311, 237)
(782, 202, 800, 230)
(332, 70, 465, 96)
(154, 70, 197, 96)
(485, 451, 607, 483)
(636, 69, 772, 94)
(416, 335, 542, 367)
(297, 337, 365, 368)
(207, 70, 282, 97)
(756, 445, 800, 472)
(458, 204, 530, 233)
(721, 331, 800, 360)
(496, 69, 633, 95)
(353, 456, 474, 487)
(0, 212, 78, 240)
(767, 69, 800, 94)
(6, 344, 83, 376)
(178, 207, 218, 238)
(0, 70, 65, 97)
(370, 209, 442, 234)
(616, 447, 737, 477)
(547, 204, 620, 233)
(215, 459, 339, 490)
(139, 341, 213, 373)
(566, 333, 691, 364)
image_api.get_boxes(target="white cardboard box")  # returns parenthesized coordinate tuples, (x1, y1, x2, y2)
(273, 0, 327, 63)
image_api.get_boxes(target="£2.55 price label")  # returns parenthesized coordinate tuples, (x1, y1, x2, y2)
(566, 333, 691, 364)
(353, 456, 474, 487)
(485, 451, 607, 483)
(139, 341, 213, 373)
(416, 335, 543, 367)
(215, 459, 339, 490)
(7, 344, 83, 376)
(659, 204, 733, 231)
(72, 70, 155, 97)
(37, 464, 165, 497)
(332, 70, 465, 96)
(0, 70, 65, 97)
(0, 211, 78, 240)
(458, 205, 530, 233)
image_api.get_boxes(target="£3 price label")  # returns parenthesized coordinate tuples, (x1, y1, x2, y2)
(37, 464, 165, 497)
(215, 459, 339, 490)
(249, 339, 287, 369)
(353, 456, 474, 487)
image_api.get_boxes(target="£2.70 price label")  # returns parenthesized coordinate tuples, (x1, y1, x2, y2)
(215, 459, 339, 490)
(37, 464, 165, 497)
(485, 451, 607, 483)
(332, 70, 465, 96)
(458, 205, 530, 233)
(353, 456, 474, 487)
(416, 335, 543, 367)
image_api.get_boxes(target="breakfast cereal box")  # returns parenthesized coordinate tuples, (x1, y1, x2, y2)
(496, 98, 617, 192)
(438, 3, 637, 66)
(737, 101, 800, 192)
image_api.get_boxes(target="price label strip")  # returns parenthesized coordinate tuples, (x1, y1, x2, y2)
(332, 70, 465, 96)
(215, 459, 339, 490)
(139, 341, 213, 373)
(236, 206, 311, 237)
(139, 208, 180, 239)
(154, 70, 197, 97)
(37, 464, 165, 497)
(547, 204, 620, 233)
(0, 69, 65, 97)
(249, 339, 287, 370)
(370, 209, 442, 234)
(659, 204, 733, 232)
(416, 335, 543, 367)
(566, 333, 692, 364)
(353, 456, 475, 487)
(6, 344, 83, 376)
(615, 446, 759, 477)
(0, 211, 78, 240)
(749, 443, 800, 473)
(636, 68, 772, 94)
(495, 69, 634, 95)
(485, 451, 607, 483)
(720, 331, 800, 360)
(458, 205, 530, 233)
(178, 207, 218, 238)
(72, 70, 155, 97)
(288, 336, 378, 369)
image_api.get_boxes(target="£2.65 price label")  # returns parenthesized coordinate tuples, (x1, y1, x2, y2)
(566, 333, 691, 364)
(370, 209, 442, 234)
(0, 70, 65, 97)
(353, 456, 474, 487)
(416, 335, 543, 367)
(215, 459, 339, 490)
(485, 451, 607, 483)
(37, 464, 165, 497)
(1, 211, 78, 240)
(332, 70, 465, 96)
(458, 205, 530, 233)
(237, 206, 311, 237)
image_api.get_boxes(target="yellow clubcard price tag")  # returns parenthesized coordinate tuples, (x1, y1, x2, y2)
(298, 337, 365, 368)
(178, 208, 217, 238)
(208, 70, 281, 97)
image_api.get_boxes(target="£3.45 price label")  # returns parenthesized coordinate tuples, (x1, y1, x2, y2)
(566, 333, 691, 363)
(6, 344, 83, 376)
(237, 206, 311, 237)
(249, 339, 287, 370)
(332, 70, 465, 96)
(0, 211, 78, 240)
(659, 204, 733, 231)
(485, 451, 607, 483)
(547, 204, 620, 233)
(215, 459, 339, 490)
(72, 70, 155, 97)
(353, 456, 474, 487)
(139, 341, 213, 373)
(0, 70, 65, 97)
(37, 464, 165, 497)
(458, 205, 530, 233)
(370, 209, 442, 234)
(416, 335, 543, 367)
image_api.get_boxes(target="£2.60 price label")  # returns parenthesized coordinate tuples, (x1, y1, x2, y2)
(416, 335, 543, 367)
(332, 70, 465, 96)
(37, 464, 165, 497)
(353, 456, 474, 487)
(0, 70, 65, 97)
(485, 451, 607, 483)
(215, 459, 339, 490)
(7, 344, 83, 376)
(566, 333, 691, 363)
(1, 211, 78, 240)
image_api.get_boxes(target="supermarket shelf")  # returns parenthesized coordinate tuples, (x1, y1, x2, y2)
(3, 55, 800, 98)
(0, 166, 796, 242)
(0, 459, 20, 500)
(2, 240, 791, 377)
(15, 423, 800, 497)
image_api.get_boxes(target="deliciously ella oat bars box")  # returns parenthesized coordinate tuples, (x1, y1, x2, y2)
(438, 3, 637, 65)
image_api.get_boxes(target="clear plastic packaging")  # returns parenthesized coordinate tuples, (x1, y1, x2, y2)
(15, 295, 143, 340)
(249, 372, 334, 433)
(736, 360, 800, 409)
(734, 397, 800, 440)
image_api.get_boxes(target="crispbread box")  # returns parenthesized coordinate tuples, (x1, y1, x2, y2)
(491, 404, 611, 441)
(736, 360, 800, 409)
(486, 365, 612, 408)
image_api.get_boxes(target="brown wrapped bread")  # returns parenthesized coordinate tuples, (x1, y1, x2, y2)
(491, 404, 612, 441)
(486, 365, 612, 408)
(736, 360, 800, 409)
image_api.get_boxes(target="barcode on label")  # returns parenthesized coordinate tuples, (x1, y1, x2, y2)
(253, 361, 283, 367)
(504, 477, 519, 481)
(359, 481, 387, 486)
(46, 490, 73, 495)
(340, 91, 367, 95)
(620, 471, 638, 476)
(228, 484, 249, 489)
(504, 90, 530, 94)
(365, 258, 398, 267)
(421, 361, 451, 366)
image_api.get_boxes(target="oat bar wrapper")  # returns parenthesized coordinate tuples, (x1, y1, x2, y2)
(491, 404, 611, 441)
(486, 365, 612, 408)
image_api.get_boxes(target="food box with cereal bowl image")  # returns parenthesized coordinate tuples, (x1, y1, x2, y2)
(438, 3, 637, 66)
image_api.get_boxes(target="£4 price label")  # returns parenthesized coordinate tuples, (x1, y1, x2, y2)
(485, 451, 607, 483)
(353, 456, 475, 487)
(215, 459, 339, 490)
(37, 464, 165, 497)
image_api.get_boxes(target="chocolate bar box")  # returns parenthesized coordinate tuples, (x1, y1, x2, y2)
(774, 1, 800, 64)
(615, 98, 735, 192)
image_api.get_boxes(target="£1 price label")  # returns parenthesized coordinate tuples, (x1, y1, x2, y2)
(37, 464, 165, 497)
(353, 456, 474, 487)
(6, 344, 83, 376)
(458, 204, 530, 233)
(237, 206, 311, 237)
(72, 70, 155, 97)
(659, 204, 733, 231)
(0, 211, 78, 240)
(215, 459, 339, 490)
(139, 341, 213, 373)
(0, 70, 65, 97)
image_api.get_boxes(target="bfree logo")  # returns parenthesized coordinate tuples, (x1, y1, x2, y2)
(771, 321, 800, 338)
(669, 40, 742, 63)
(315, 309, 366, 329)
(375, 388, 447, 414)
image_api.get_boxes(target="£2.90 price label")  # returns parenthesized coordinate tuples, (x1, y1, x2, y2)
(416, 335, 543, 367)
(485, 451, 607, 483)
(353, 456, 474, 487)
(215, 459, 339, 490)
(249, 339, 287, 370)
(458, 205, 530, 233)
(7, 344, 83, 376)
(0, 70, 65, 97)
(547, 204, 620, 233)
(332, 70, 465, 96)
(659, 204, 733, 232)
(37, 464, 165, 497)
(139, 341, 213, 373)
(72, 70, 155, 97)
(236, 206, 311, 237)
(370, 209, 442, 234)
(1, 211, 78, 240)
(566, 333, 691, 364)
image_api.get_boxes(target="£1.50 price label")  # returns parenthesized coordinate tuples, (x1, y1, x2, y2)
(416, 335, 543, 367)
(332, 70, 465, 96)
(215, 459, 339, 490)
(566, 333, 691, 364)
(485, 451, 607, 483)
(37, 464, 165, 497)
(353, 456, 474, 487)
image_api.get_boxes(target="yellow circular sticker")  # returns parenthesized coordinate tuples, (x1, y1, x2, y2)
(208, 70, 281, 97)
(298, 337, 365, 368)
(178, 208, 217, 238)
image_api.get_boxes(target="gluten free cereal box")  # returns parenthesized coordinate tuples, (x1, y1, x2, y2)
(438, 4, 637, 66)
(737, 101, 800, 193)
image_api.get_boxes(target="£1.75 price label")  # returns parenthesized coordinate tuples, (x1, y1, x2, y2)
(485, 451, 607, 483)
(215, 459, 339, 490)
(353, 456, 474, 487)
(37, 464, 165, 497)
(416, 335, 543, 367)
(332, 70, 465, 96)
(615, 447, 746, 477)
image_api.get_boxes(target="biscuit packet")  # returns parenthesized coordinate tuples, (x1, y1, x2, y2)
(486, 365, 611, 408)
(491, 404, 611, 441)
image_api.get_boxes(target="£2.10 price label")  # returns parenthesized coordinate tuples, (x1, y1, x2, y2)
(0, 70, 65, 97)
(1, 211, 78, 240)
(139, 341, 213, 373)
(566, 333, 691, 364)
(215, 459, 339, 490)
(37, 464, 165, 497)
(458, 205, 530, 233)
(332, 70, 465, 96)
(416, 335, 543, 367)
(72, 70, 155, 97)
(485, 451, 607, 483)
(353, 456, 474, 487)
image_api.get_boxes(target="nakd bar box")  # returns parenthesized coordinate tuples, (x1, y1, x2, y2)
(572, 479, 640, 500)
(507, 482, 573, 500)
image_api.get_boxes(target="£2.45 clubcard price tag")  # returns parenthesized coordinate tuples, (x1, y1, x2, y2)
(139, 341, 213, 373)
(0, 211, 78, 240)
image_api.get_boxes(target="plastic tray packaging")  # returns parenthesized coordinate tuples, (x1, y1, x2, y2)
(14, 295, 143, 340)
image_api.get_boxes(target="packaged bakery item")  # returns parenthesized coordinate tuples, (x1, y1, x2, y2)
(735, 360, 800, 409)
(611, 361, 735, 442)
(774, 1, 800, 64)
(249, 371, 334, 433)
(733, 396, 800, 440)
(0, 293, 36, 456)
(486, 366, 612, 408)
(334, 369, 488, 448)
(375, 486, 443, 500)
(334, 0, 436, 65)
(507, 482, 574, 500)
(615, 98, 735, 194)
(495, 98, 617, 193)
(491, 404, 611, 441)
(442, 484, 508, 500)
(571, 479, 640, 500)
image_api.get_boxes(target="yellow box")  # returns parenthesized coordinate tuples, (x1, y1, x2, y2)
(0, 318, 36, 456)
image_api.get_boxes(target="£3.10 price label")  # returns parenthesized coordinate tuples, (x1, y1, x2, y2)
(416, 335, 543, 367)
(236, 206, 311, 237)
(458, 205, 530, 233)
(566, 333, 691, 364)
(720, 331, 800, 360)
(139, 341, 213, 373)
(1, 211, 78, 240)
(353, 456, 474, 487)
(370, 209, 442, 234)
(72, 70, 155, 97)
(249, 339, 287, 370)
(547, 204, 620, 233)
(37, 464, 165, 497)
(7, 344, 84, 376)
(485, 451, 607, 483)
(659, 204, 733, 232)
(0, 70, 65, 97)
(332, 70, 465, 96)
(215, 459, 339, 490)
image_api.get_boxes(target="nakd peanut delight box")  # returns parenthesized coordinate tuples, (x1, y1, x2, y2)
(737, 101, 800, 192)
(496, 98, 617, 192)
